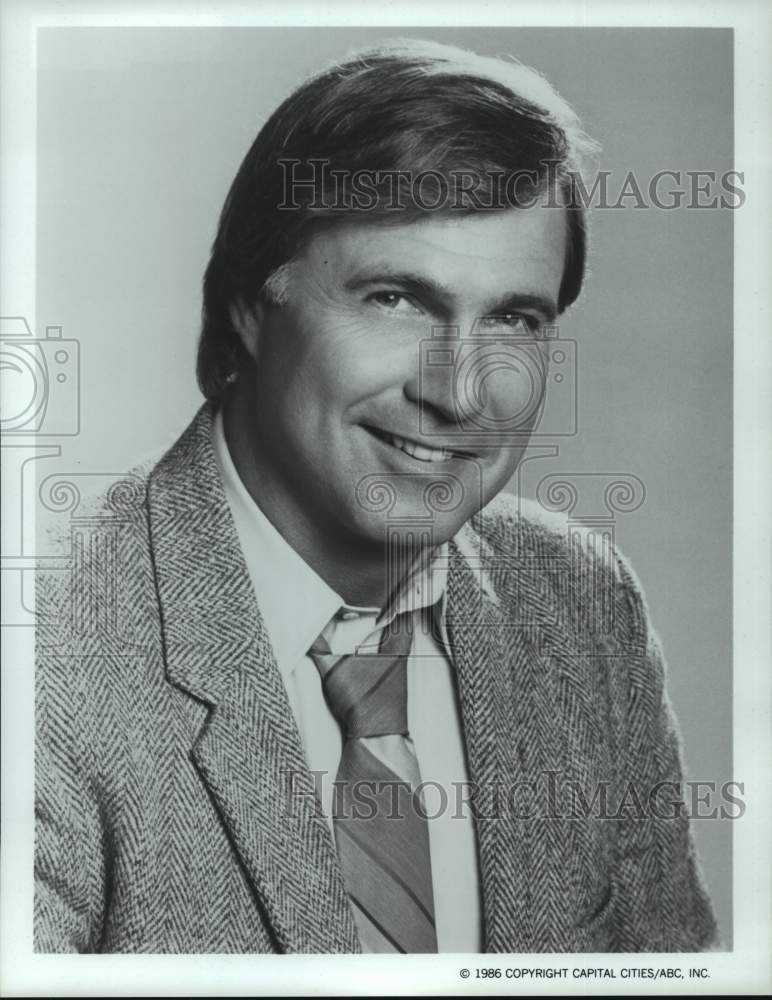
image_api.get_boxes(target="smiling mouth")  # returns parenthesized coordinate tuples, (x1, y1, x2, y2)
(364, 424, 474, 464)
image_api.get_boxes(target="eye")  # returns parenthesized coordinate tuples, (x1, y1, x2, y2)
(479, 312, 542, 334)
(368, 291, 424, 316)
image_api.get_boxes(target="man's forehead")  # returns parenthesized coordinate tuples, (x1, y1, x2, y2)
(301, 208, 567, 300)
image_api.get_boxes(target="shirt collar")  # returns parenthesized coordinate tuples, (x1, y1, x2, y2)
(211, 407, 449, 678)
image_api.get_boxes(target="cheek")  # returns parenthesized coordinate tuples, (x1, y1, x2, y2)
(300, 319, 408, 404)
(256, 310, 358, 404)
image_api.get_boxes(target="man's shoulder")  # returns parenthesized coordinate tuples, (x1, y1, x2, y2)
(36, 453, 167, 654)
(39, 403, 214, 561)
(467, 491, 618, 571)
(36, 403, 226, 649)
(458, 491, 650, 647)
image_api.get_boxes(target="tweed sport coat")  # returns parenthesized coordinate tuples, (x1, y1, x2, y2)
(34, 401, 719, 954)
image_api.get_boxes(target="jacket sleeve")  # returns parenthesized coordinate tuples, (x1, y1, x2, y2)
(611, 549, 722, 952)
(34, 579, 107, 953)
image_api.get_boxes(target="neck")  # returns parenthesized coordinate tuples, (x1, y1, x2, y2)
(222, 390, 430, 608)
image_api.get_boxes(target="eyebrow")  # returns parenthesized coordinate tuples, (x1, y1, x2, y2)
(343, 268, 559, 324)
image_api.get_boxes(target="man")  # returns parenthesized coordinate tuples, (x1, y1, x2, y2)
(35, 38, 719, 953)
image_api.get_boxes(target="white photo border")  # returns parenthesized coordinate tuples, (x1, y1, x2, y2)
(1, 0, 769, 995)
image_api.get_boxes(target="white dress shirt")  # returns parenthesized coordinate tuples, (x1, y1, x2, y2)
(211, 408, 482, 952)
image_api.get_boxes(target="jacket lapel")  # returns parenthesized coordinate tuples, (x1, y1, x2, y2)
(447, 511, 575, 953)
(146, 403, 359, 953)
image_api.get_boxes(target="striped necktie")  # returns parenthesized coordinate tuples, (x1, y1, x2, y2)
(308, 612, 438, 953)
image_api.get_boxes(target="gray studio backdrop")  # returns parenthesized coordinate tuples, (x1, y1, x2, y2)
(35, 26, 733, 945)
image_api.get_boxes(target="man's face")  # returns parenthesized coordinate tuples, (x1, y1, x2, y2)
(233, 207, 566, 554)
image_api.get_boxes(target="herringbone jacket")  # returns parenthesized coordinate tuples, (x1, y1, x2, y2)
(34, 402, 719, 953)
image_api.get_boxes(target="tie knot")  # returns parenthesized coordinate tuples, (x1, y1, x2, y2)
(308, 614, 413, 739)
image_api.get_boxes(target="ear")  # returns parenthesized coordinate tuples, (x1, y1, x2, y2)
(229, 298, 265, 363)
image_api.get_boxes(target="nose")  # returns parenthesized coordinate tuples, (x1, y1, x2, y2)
(404, 323, 549, 438)
(403, 328, 460, 430)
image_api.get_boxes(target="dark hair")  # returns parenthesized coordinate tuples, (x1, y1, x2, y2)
(197, 38, 597, 401)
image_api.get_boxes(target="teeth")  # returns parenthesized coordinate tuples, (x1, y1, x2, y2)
(389, 433, 451, 463)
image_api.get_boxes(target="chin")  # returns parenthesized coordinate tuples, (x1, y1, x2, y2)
(365, 510, 469, 549)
